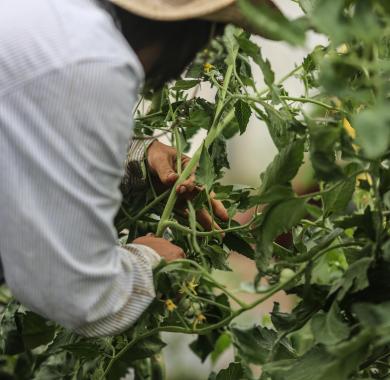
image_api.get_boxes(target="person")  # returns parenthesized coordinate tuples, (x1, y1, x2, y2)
(0, 0, 273, 337)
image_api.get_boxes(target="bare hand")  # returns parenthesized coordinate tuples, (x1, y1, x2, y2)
(146, 140, 229, 230)
(133, 235, 185, 262)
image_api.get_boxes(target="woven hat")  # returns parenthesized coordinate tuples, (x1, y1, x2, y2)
(109, 0, 278, 34)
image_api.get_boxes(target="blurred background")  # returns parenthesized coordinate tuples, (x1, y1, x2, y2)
(159, 1, 327, 378)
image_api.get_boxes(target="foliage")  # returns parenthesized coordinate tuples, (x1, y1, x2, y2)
(1, 0, 390, 379)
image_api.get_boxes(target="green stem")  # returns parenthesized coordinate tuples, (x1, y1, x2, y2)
(156, 107, 235, 237)
(258, 65, 304, 96)
(102, 241, 342, 378)
(160, 217, 254, 237)
(122, 190, 170, 223)
(234, 94, 346, 113)
(300, 169, 366, 200)
(187, 293, 232, 311)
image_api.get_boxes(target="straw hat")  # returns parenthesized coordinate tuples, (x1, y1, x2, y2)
(109, 0, 278, 34)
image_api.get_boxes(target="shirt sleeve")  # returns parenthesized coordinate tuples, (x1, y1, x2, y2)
(121, 138, 156, 197)
(0, 60, 160, 337)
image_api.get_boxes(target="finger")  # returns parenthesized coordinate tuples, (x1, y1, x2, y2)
(210, 193, 229, 221)
(176, 178, 197, 194)
(176, 160, 197, 194)
(177, 248, 186, 259)
(156, 158, 178, 186)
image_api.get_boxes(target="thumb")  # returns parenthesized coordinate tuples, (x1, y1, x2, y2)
(156, 159, 178, 185)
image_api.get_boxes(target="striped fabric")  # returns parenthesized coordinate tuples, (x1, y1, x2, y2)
(0, 0, 161, 337)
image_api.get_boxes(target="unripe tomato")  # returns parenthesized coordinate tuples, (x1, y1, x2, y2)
(280, 268, 296, 283)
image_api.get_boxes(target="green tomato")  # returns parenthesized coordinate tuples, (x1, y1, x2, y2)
(280, 268, 296, 283)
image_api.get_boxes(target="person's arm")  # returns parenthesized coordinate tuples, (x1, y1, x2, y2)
(0, 60, 181, 337)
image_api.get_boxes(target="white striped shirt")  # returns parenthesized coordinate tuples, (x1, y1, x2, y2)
(0, 0, 160, 337)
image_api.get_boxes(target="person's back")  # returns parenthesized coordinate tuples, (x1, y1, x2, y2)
(0, 0, 156, 336)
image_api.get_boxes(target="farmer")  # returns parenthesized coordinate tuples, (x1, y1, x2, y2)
(0, 0, 270, 337)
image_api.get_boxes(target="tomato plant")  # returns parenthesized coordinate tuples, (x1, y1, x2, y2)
(1, 1, 390, 379)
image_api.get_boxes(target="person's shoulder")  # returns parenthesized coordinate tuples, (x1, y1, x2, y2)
(0, 0, 141, 93)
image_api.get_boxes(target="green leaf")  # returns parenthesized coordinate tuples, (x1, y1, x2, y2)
(0, 302, 24, 355)
(331, 257, 373, 301)
(238, 0, 306, 45)
(172, 79, 200, 91)
(190, 332, 221, 362)
(211, 333, 232, 363)
(298, 0, 320, 14)
(231, 325, 295, 365)
(322, 177, 355, 216)
(223, 232, 255, 260)
(215, 362, 244, 380)
(62, 342, 101, 360)
(309, 123, 343, 181)
(256, 198, 307, 268)
(310, 0, 347, 45)
(18, 312, 55, 350)
(196, 145, 216, 191)
(354, 302, 390, 329)
(353, 302, 390, 346)
(259, 140, 304, 195)
(311, 303, 350, 345)
(108, 335, 166, 380)
(223, 25, 241, 66)
(263, 338, 370, 380)
(255, 185, 295, 204)
(262, 109, 293, 151)
(204, 245, 231, 271)
(236, 34, 275, 87)
(354, 105, 390, 159)
(234, 100, 252, 134)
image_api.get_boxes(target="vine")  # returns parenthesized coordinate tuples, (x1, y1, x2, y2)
(1, 1, 390, 379)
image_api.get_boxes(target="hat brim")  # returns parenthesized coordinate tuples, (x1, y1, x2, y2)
(109, 0, 236, 21)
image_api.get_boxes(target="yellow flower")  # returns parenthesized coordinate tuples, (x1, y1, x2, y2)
(165, 299, 177, 312)
(179, 277, 199, 295)
(357, 172, 373, 186)
(337, 44, 349, 54)
(203, 63, 214, 73)
(187, 277, 199, 294)
(193, 313, 207, 328)
(343, 118, 356, 140)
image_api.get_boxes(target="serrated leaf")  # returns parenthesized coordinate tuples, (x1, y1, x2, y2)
(256, 198, 307, 269)
(255, 185, 295, 204)
(224, 232, 255, 259)
(322, 177, 355, 216)
(236, 34, 275, 87)
(234, 100, 252, 134)
(215, 362, 244, 380)
(311, 303, 350, 345)
(231, 325, 295, 365)
(108, 335, 166, 380)
(259, 140, 304, 195)
(211, 333, 232, 363)
(238, 0, 306, 45)
(331, 257, 373, 301)
(263, 339, 370, 380)
(354, 105, 390, 159)
(172, 80, 200, 91)
(19, 312, 55, 350)
(196, 145, 216, 191)
(309, 124, 343, 181)
(190, 332, 221, 363)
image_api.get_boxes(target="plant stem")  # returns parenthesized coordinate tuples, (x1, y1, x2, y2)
(160, 218, 254, 237)
(102, 241, 346, 378)
(122, 190, 170, 223)
(156, 110, 236, 237)
(300, 169, 366, 200)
